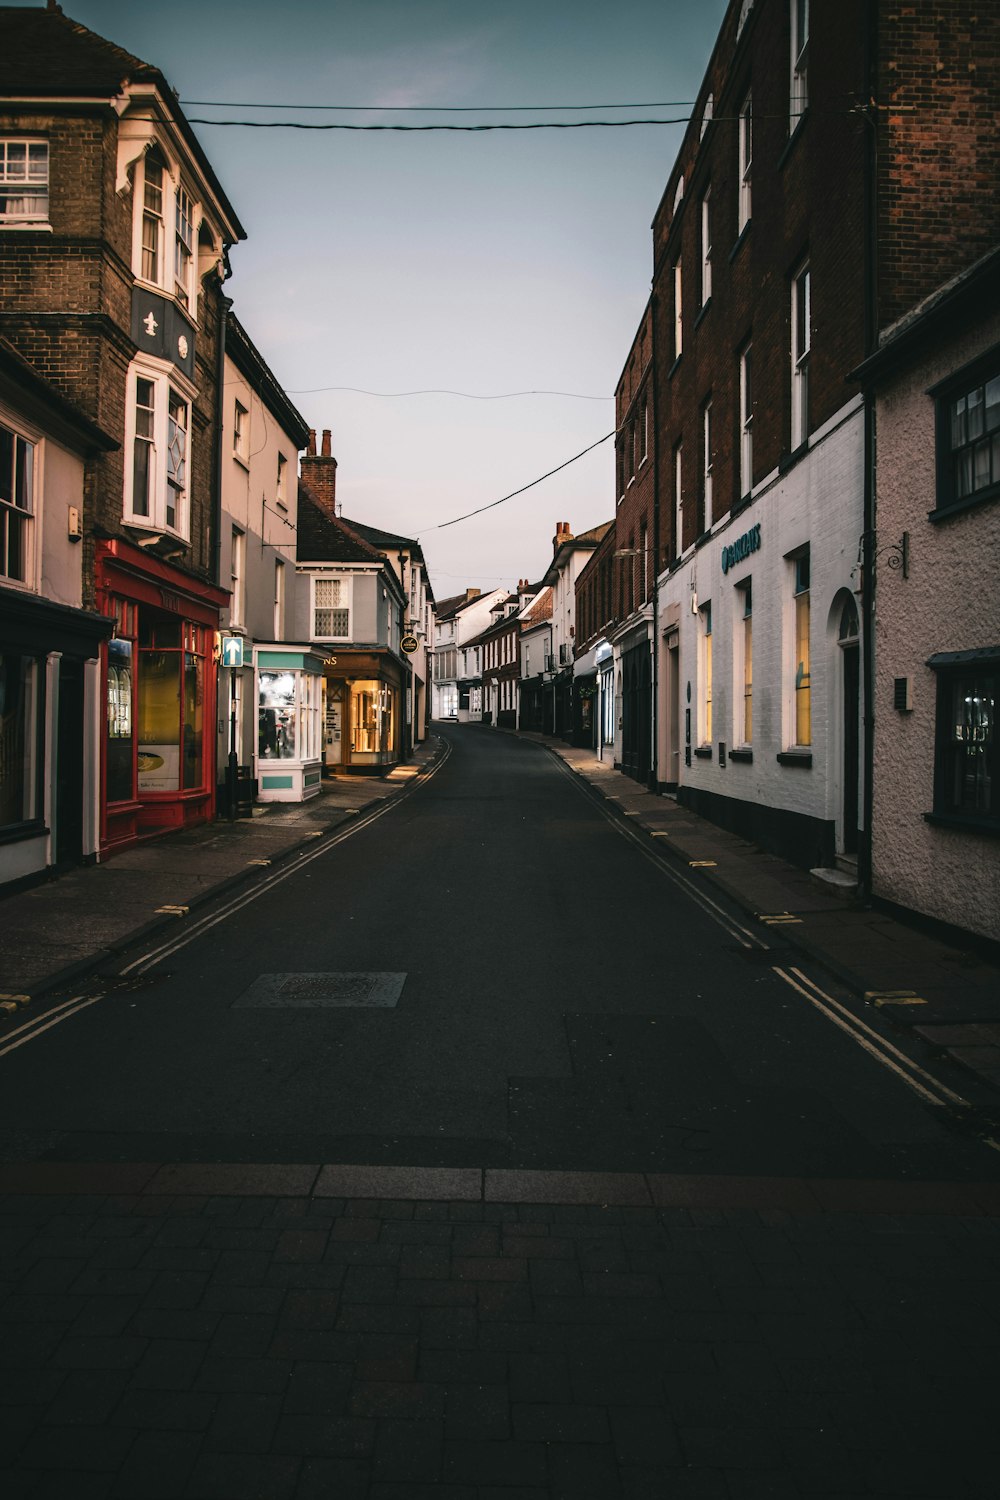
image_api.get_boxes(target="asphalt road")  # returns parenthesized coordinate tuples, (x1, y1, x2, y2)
(2, 725, 996, 1180)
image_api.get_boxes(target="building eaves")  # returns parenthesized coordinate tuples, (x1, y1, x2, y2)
(225, 313, 309, 450)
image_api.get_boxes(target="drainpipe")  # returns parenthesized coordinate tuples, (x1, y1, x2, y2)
(649, 298, 660, 792)
(857, 0, 879, 905)
(212, 267, 234, 816)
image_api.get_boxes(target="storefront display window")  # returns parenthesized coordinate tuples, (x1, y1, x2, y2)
(136, 613, 206, 793)
(350, 679, 396, 756)
(0, 649, 40, 829)
(106, 636, 134, 804)
(258, 669, 321, 763)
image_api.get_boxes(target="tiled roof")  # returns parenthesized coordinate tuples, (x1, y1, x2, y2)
(522, 588, 553, 626)
(0, 6, 157, 95)
(296, 486, 385, 565)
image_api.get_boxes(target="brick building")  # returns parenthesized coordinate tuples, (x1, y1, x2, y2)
(573, 525, 617, 756)
(0, 4, 245, 854)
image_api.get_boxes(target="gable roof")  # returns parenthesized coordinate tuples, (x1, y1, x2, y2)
(296, 486, 386, 565)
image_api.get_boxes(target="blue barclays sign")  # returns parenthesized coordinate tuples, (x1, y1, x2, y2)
(721, 522, 761, 575)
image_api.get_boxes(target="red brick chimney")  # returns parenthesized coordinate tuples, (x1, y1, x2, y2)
(552, 520, 573, 553)
(301, 427, 338, 515)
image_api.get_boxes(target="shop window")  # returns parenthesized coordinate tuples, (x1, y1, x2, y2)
(136, 615, 206, 793)
(0, 139, 49, 226)
(700, 601, 713, 745)
(0, 651, 40, 830)
(739, 580, 753, 744)
(126, 368, 191, 538)
(932, 354, 1000, 518)
(350, 679, 396, 757)
(259, 670, 298, 760)
(0, 418, 34, 583)
(930, 654, 998, 830)
(792, 549, 811, 746)
(106, 639, 134, 804)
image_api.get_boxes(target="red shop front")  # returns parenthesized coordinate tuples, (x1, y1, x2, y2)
(95, 539, 228, 855)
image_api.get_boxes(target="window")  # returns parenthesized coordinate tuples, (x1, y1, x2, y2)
(701, 602, 713, 744)
(791, 0, 809, 126)
(140, 153, 164, 285)
(934, 360, 1000, 515)
(639, 396, 648, 465)
(793, 550, 811, 745)
(276, 452, 288, 509)
(274, 559, 285, 639)
(259, 668, 321, 763)
(174, 184, 194, 308)
(673, 440, 684, 558)
(0, 651, 41, 829)
(931, 654, 998, 829)
(0, 139, 49, 225)
(640, 520, 649, 602)
(136, 617, 207, 794)
(126, 369, 191, 538)
(739, 345, 753, 497)
(0, 420, 34, 583)
(673, 260, 683, 363)
(740, 581, 753, 744)
(230, 527, 245, 629)
(700, 187, 712, 308)
(313, 577, 350, 639)
(738, 95, 752, 232)
(791, 262, 811, 449)
(701, 399, 713, 532)
(233, 400, 248, 462)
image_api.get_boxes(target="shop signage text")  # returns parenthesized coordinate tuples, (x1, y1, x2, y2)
(721, 522, 761, 575)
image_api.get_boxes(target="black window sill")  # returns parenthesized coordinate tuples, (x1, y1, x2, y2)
(728, 224, 750, 264)
(778, 442, 808, 476)
(0, 819, 47, 847)
(924, 810, 1000, 839)
(778, 110, 809, 171)
(668, 354, 683, 380)
(731, 494, 754, 519)
(695, 529, 712, 549)
(694, 299, 712, 331)
(728, 747, 753, 762)
(929, 485, 1000, 524)
(777, 750, 812, 767)
(693, 745, 713, 759)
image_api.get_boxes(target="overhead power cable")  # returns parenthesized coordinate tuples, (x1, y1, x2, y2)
(186, 116, 692, 132)
(416, 430, 614, 534)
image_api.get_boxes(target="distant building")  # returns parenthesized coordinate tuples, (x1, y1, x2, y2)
(539, 521, 612, 740)
(431, 589, 506, 720)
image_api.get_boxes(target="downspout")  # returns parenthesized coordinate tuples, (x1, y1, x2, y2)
(649, 298, 660, 791)
(212, 258, 234, 816)
(858, 0, 878, 904)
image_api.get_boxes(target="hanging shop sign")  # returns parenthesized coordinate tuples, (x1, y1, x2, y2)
(721, 522, 761, 575)
(401, 635, 419, 654)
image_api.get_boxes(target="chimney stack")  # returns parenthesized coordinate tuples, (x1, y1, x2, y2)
(465, 587, 481, 602)
(553, 520, 573, 554)
(301, 425, 338, 515)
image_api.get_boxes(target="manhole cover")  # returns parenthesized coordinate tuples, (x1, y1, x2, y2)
(232, 972, 406, 1009)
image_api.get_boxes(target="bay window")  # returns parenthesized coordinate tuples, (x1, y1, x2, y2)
(126, 366, 192, 538)
(133, 149, 198, 311)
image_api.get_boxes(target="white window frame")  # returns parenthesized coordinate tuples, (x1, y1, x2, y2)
(739, 95, 752, 231)
(791, 0, 809, 127)
(673, 441, 684, 558)
(0, 138, 49, 227)
(274, 558, 286, 639)
(740, 344, 754, 498)
(791, 262, 811, 450)
(700, 187, 712, 307)
(233, 399, 249, 463)
(230, 526, 245, 629)
(0, 412, 37, 587)
(700, 601, 713, 746)
(276, 451, 288, 509)
(737, 579, 753, 746)
(673, 259, 683, 362)
(701, 400, 713, 531)
(123, 360, 194, 539)
(312, 574, 353, 641)
(132, 148, 199, 312)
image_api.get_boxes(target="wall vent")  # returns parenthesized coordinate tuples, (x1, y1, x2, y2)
(893, 676, 913, 712)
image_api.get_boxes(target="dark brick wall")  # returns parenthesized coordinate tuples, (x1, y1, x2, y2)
(650, 0, 868, 551)
(876, 1, 1000, 330)
(614, 304, 656, 612)
(575, 524, 617, 654)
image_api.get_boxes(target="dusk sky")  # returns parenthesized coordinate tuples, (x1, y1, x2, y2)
(13, 0, 728, 594)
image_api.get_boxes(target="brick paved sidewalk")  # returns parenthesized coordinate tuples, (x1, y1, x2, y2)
(2, 1167, 999, 1499)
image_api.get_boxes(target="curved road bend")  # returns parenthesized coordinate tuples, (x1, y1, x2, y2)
(1, 723, 996, 1182)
